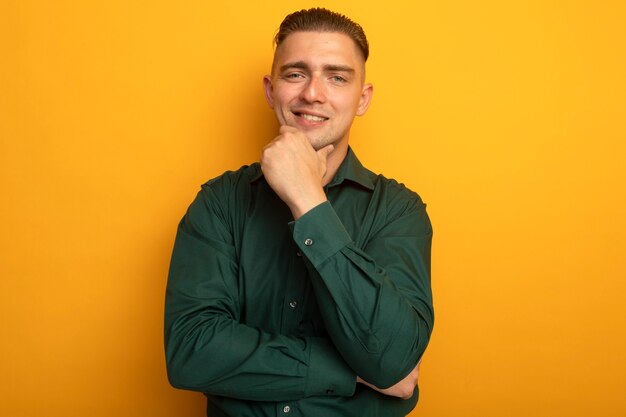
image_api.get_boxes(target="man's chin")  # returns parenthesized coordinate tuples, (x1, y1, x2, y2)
(308, 137, 333, 151)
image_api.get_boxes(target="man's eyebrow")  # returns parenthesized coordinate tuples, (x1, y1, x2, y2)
(279, 61, 309, 72)
(279, 61, 355, 74)
(324, 64, 355, 74)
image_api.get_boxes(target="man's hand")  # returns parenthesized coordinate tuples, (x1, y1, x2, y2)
(357, 360, 421, 400)
(260, 126, 334, 219)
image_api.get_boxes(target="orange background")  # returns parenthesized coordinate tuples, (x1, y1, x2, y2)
(1, 1, 625, 416)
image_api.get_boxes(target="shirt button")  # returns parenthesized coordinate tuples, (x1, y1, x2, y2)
(326, 389, 334, 394)
(289, 301, 297, 309)
(304, 238, 313, 246)
(296, 251, 301, 257)
(283, 405, 291, 413)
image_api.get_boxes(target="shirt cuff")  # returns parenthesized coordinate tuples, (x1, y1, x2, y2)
(305, 337, 356, 397)
(290, 201, 352, 268)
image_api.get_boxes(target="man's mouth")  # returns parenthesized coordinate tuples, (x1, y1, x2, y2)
(295, 112, 328, 122)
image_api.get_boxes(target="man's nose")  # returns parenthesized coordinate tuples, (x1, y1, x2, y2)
(300, 75, 327, 103)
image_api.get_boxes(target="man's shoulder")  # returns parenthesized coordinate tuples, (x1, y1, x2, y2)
(372, 171, 425, 205)
(368, 171, 428, 222)
(342, 150, 424, 206)
(201, 162, 261, 194)
(186, 163, 261, 226)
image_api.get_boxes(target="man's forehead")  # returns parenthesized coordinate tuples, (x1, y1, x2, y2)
(274, 31, 364, 61)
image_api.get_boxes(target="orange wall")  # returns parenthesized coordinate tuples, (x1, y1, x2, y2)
(1, 1, 625, 416)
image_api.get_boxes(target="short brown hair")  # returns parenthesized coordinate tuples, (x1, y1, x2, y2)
(274, 8, 369, 62)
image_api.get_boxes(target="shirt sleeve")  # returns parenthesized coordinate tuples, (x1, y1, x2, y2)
(290, 197, 434, 389)
(164, 186, 356, 401)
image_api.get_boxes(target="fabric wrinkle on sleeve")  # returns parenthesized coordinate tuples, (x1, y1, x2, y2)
(288, 195, 433, 389)
(305, 337, 356, 398)
(289, 202, 352, 268)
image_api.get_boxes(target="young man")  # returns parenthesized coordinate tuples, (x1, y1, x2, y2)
(165, 8, 434, 416)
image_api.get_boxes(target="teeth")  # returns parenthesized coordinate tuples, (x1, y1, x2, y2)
(300, 113, 326, 122)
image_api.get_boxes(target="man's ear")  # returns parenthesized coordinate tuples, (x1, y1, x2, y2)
(263, 75, 274, 108)
(356, 83, 373, 116)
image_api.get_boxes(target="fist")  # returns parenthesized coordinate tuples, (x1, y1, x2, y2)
(260, 126, 334, 219)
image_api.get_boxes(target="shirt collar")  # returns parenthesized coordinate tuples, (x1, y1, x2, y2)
(250, 147, 375, 191)
(327, 147, 375, 190)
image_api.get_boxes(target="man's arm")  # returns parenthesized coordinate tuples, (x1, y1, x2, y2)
(164, 183, 356, 401)
(262, 129, 434, 390)
(292, 197, 433, 389)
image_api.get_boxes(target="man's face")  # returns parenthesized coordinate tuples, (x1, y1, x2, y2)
(263, 31, 373, 151)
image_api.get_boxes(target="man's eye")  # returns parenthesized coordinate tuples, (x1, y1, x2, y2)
(332, 75, 347, 83)
(286, 73, 304, 79)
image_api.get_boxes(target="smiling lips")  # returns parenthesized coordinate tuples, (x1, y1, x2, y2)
(295, 112, 328, 123)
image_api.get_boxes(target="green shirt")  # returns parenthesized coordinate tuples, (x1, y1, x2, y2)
(165, 149, 434, 417)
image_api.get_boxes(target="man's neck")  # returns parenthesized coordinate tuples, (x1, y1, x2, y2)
(322, 141, 349, 186)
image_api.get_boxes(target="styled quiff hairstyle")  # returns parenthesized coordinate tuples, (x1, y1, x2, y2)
(274, 8, 369, 62)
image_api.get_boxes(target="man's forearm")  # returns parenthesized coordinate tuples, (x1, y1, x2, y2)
(291, 201, 434, 388)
